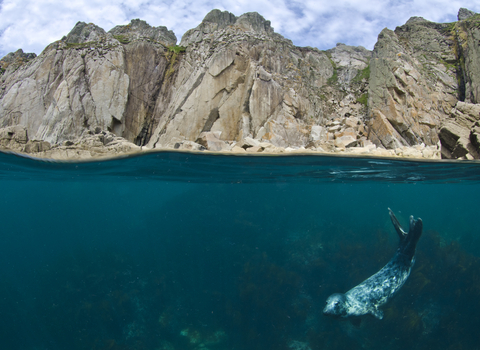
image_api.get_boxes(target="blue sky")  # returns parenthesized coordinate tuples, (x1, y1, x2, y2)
(0, 0, 479, 59)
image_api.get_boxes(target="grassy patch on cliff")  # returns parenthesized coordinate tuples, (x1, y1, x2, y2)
(113, 35, 130, 44)
(352, 65, 370, 83)
(168, 45, 186, 54)
(327, 70, 338, 85)
(323, 51, 339, 85)
(164, 46, 186, 79)
(65, 41, 96, 49)
(440, 59, 457, 71)
(356, 93, 368, 106)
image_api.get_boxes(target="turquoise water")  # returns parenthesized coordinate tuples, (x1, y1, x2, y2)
(1, 151, 479, 350)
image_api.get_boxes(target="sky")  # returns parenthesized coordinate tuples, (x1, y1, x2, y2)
(0, 0, 479, 59)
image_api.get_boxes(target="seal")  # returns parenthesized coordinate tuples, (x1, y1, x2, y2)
(323, 208, 423, 320)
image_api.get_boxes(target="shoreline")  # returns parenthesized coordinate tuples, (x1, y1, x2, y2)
(1, 143, 463, 163)
(0, 125, 456, 162)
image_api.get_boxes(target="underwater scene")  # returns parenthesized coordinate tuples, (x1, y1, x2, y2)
(1, 151, 480, 350)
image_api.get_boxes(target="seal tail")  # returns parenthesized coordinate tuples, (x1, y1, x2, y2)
(388, 208, 423, 258)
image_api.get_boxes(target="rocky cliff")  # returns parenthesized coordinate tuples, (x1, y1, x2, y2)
(1, 8, 480, 159)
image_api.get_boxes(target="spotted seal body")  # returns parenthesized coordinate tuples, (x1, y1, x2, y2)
(323, 209, 423, 320)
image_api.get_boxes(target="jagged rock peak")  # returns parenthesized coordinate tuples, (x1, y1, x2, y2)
(458, 8, 477, 21)
(109, 19, 177, 46)
(235, 12, 274, 33)
(203, 9, 237, 27)
(0, 49, 36, 63)
(203, 9, 273, 33)
(405, 16, 430, 25)
(63, 22, 107, 44)
(180, 9, 274, 46)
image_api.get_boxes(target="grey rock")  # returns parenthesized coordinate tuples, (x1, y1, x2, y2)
(195, 131, 231, 151)
(327, 43, 370, 85)
(174, 140, 206, 151)
(24, 140, 51, 153)
(203, 9, 237, 28)
(0, 125, 27, 152)
(334, 135, 357, 149)
(64, 22, 106, 44)
(235, 12, 274, 34)
(0, 125, 28, 152)
(458, 8, 476, 21)
(438, 101, 480, 159)
(368, 17, 459, 149)
(180, 9, 273, 46)
(458, 19, 480, 104)
(309, 125, 326, 142)
(245, 145, 264, 153)
(470, 125, 480, 150)
(438, 116, 480, 159)
(1, 49, 36, 63)
(109, 19, 177, 46)
(405, 17, 430, 25)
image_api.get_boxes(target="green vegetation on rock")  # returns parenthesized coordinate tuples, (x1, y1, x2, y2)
(168, 45, 186, 54)
(356, 93, 368, 106)
(327, 68, 338, 85)
(327, 69, 338, 85)
(113, 35, 130, 44)
(164, 46, 186, 79)
(352, 65, 370, 83)
(324, 52, 339, 85)
(65, 42, 95, 49)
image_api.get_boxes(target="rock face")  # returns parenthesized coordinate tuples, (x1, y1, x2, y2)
(368, 18, 458, 150)
(147, 10, 343, 150)
(0, 19, 175, 147)
(1, 8, 480, 159)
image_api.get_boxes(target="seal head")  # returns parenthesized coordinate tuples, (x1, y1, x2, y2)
(323, 293, 348, 317)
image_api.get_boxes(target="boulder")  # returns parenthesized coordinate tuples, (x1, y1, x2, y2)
(309, 125, 326, 142)
(195, 132, 231, 151)
(0, 125, 29, 152)
(334, 135, 357, 149)
(173, 141, 206, 151)
(0, 125, 28, 144)
(24, 140, 51, 153)
(231, 145, 246, 153)
(438, 121, 480, 159)
(237, 137, 261, 149)
(439, 102, 480, 159)
(245, 145, 264, 153)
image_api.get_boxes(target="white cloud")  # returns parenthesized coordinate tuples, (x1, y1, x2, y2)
(0, 0, 479, 58)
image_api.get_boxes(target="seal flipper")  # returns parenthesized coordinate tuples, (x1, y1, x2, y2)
(402, 215, 423, 258)
(388, 208, 407, 240)
(389, 209, 423, 258)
